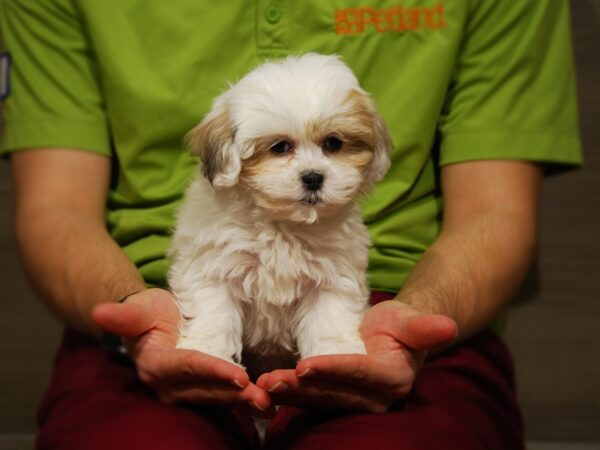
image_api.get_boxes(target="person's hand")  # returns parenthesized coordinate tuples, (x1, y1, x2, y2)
(92, 288, 271, 414)
(256, 300, 457, 412)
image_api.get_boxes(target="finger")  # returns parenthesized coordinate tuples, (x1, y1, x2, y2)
(92, 301, 155, 337)
(140, 348, 250, 389)
(255, 372, 270, 389)
(264, 375, 389, 413)
(238, 382, 273, 412)
(255, 369, 296, 391)
(295, 354, 413, 395)
(399, 314, 458, 351)
(235, 402, 277, 419)
(160, 381, 272, 412)
(364, 302, 458, 352)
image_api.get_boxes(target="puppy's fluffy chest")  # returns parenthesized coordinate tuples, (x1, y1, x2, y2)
(172, 177, 368, 284)
(235, 226, 320, 306)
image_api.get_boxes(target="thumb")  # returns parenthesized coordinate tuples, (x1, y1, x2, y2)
(399, 313, 458, 351)
(92, 300, 156, 337)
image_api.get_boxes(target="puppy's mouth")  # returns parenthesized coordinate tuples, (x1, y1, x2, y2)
(301, 193, 322, 205)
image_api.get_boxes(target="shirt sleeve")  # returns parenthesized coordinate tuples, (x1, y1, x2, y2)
(0, 0, 110, 156)
(438, 0, 582, 173)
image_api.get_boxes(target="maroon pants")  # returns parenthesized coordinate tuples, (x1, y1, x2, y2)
(36, 293, 524, 450)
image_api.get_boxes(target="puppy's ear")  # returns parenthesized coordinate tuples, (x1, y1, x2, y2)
(367, 107, 392, 184)
(347, 90, 392, 185)
(185, 97, 240, 189)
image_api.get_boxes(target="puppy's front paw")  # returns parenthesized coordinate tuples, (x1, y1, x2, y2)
(176, 337, 244, 367)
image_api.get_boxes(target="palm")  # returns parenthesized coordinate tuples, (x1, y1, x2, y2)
(92, 288, 272, 412)
(360, 326, 421, 385)
(257, 300, 457, 412)
(121, 290, 181, 358)
(361, 302, 420, 356)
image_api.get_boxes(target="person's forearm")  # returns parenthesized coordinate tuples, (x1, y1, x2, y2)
(15, 204, 146, 337)
(396, 207, 537, 342)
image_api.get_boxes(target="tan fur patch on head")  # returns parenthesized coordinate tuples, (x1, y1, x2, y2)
(303, 89, 390, 173)
(334, 146, 374, 172)
(240, 135, 295, 179)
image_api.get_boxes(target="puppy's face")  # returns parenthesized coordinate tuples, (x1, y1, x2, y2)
(187, 54, 392, 223)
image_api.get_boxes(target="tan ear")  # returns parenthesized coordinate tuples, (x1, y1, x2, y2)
(368, 107, 393, 184)
(185, 97, 240, 188)
(345, 89, 392, 185)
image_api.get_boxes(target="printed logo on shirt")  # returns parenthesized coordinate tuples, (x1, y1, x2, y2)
(335, 3, 446, 35)
(0, 52, 11, 100)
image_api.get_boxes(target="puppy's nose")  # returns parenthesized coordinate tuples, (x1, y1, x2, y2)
(301, 171, 324, 191)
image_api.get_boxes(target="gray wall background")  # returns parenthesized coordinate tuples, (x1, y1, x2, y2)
(0, 0, 598, 446)
(503, 0, 600, 443)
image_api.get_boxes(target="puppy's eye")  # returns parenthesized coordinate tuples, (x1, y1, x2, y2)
(270, 141, 292, 154)
(323, 136, 343, 152)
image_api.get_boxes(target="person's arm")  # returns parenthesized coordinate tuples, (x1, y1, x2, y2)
(11, 148, 145, 336)
(397, 160, 542, 340)
(257, 160, 542, 412)
(11, 148, 271, 413)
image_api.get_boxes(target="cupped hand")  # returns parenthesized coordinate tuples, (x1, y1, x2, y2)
(92, 288, 271, 414)
(256, 300, 457, 412)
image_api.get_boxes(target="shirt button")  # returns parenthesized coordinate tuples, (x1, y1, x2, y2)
(265, 5, 282, 24)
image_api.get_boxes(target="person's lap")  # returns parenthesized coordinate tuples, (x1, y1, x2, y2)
(265, 329, 523, 450)
(36, 326, 523, 450)
(35, 329, 258, 450)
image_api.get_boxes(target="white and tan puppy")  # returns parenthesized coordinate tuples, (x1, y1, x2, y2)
(168, 54, 391, 367)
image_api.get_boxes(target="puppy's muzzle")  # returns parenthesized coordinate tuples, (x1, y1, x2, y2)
(301, 171, 324, 192)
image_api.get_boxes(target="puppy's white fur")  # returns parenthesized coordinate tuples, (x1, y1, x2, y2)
(168, 54, 392, 365)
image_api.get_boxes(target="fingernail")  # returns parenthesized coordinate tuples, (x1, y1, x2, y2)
(297, 368, 315, 378)
(267, 381, 288, 393)
(231, 379, 245, 389)
(252, 401, 266, 412)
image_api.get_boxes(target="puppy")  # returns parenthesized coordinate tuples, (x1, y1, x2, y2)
(168, 54, 392, 369)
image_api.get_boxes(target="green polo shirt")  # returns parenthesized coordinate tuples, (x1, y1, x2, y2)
(0, 1, 582, 291)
